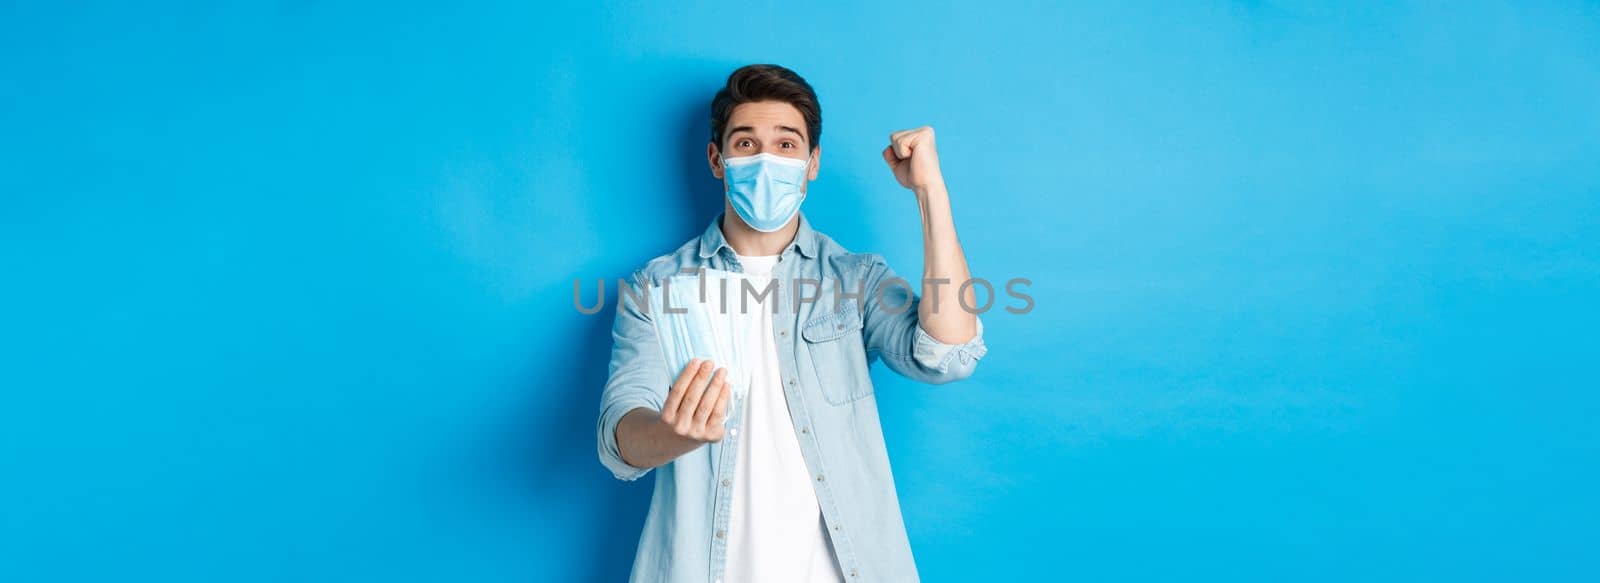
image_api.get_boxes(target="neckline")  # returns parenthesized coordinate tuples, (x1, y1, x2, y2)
(736, 253, 780, 275)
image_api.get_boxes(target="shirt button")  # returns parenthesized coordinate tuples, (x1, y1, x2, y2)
(780, 330, 787, 336)
(833, 524, 841, 531)
(788, 379, 796, 386)
(816, 474, 825, 482)
(716, 529, 725, 539)
(800, 427, 809, 434)
(729, 428, 738, 437)
(721, 478, 731, 486)
(850, 568, 859, 577)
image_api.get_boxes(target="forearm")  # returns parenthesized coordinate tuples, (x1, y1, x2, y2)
(615, 407, 705, 469)
(915, 184, 978, 343)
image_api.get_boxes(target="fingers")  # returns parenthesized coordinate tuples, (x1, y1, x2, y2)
(673, 361, 718, 431)
(659, 360, 736, 442)
(702, 380, 732, 441)
(660, 359, 689, 424)
(662, 359, 710, 425)
(691, 368, 727, 427)
(892, 132, 913, 159)
(881, 145, 899, 167)
(887, 126, 934, 160)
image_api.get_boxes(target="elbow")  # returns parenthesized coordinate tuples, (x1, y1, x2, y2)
(945, 358, 980, 383)
(897, 346, 982, 385)
(906, 319, 987, 385)
(923, 355, 980, 385)
(599, 439, 652, 482)
(908, 336, 986, 385)
(597, 406, 654, 481)
(604, 456, 651, 482)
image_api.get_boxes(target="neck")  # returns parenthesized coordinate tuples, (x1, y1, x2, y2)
(720, 211, 799, 257)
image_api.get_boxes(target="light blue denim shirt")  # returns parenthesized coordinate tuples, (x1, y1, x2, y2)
(596, 213, 988, 583)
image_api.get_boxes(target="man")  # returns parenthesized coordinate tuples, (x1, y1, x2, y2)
(596, 64, 987, 583)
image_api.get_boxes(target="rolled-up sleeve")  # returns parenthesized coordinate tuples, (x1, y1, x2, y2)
(859, 255, 989, 385)
(912, 316, 987, 376)
(596, 271, 671, 481)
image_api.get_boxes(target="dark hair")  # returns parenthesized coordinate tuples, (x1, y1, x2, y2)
(709, 64, 821, 151)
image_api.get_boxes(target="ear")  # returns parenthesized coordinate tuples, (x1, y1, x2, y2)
(707, 142, 724, 180)
(807, 146, 820, 181)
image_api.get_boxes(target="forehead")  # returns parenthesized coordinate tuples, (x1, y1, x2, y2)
(726, 101, 807, 140)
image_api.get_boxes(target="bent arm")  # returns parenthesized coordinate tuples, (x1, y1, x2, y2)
(597, 275, 731, 480)
(860, 253, 988, 385)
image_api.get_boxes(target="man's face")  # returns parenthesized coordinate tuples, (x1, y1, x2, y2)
(707, 100, 821, 192)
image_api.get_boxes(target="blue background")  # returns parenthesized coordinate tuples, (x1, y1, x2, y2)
(3, 1, 1598, 581)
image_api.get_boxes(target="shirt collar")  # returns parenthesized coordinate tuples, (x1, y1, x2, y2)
(697, 212, 819, 260)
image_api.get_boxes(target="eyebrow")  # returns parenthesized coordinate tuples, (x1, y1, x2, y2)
(726, 124, 807, 142)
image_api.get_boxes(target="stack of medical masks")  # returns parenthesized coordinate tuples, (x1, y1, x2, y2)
(648, 270, 756, 426)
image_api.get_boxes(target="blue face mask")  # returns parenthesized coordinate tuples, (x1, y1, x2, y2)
(721, 152, 811, 232)
(649, 270, 755, 426)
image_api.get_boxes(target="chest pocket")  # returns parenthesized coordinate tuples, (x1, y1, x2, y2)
(800, 301, 873, 405)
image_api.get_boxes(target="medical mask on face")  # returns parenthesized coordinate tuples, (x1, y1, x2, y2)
(720, 152, 810, 232)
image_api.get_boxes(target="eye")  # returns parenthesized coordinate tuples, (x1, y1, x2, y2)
(781, 141, 795, 149)
(736, 139, 754, 149)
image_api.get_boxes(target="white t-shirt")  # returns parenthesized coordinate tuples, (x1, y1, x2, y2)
(724, 254, 845, 583)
